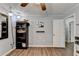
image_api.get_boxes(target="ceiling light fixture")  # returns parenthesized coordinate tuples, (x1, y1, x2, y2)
(16, 15, 21, 19)
(8, 12, 13, 16)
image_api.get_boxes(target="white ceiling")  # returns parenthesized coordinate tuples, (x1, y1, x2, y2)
(0, 3, 78, 19)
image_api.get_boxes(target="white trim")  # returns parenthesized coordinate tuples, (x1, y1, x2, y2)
(64, 13, 76, 42)
(29, 45, 53, 47)
(64, 13, 76, 20)
(2, 48, 16, 56)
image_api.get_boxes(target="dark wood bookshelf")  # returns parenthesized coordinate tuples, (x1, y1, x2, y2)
(16, 21, 30, 49)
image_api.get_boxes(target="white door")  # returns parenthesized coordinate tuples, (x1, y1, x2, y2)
(53, 20, 65, 47)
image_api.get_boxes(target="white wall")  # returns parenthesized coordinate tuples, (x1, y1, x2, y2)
(0, 5, 13, 55)
(28, 16, 53, 47)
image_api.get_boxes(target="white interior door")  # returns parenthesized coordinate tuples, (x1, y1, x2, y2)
(53, 20, 65, 47)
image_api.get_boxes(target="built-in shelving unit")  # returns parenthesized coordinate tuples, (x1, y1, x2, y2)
(16, 21, 30, 49)
(74, 36, 79, 56)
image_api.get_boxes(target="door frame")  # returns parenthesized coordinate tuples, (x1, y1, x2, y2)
(64, 13, 76, 55)
(69, 21, 74, 42)
(64, 13, 76, 43)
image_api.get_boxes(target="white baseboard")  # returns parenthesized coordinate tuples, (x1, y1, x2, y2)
(2, 48, 16, 56)
(29, 45, 53, 47)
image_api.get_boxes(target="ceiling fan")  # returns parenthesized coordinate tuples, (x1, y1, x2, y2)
(20, 3, 46, 11)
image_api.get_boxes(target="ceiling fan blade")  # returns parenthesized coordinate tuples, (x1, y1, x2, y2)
(20, 3, 29, 7)
(40, 3, 46, 11)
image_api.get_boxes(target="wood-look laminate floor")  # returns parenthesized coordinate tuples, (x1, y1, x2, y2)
(7, 47, 73, 56)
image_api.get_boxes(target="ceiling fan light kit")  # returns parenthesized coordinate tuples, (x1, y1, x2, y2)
(40, 3, 46, 11)
(20, 3, 46, 11)
(20, 3, 29, 7)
